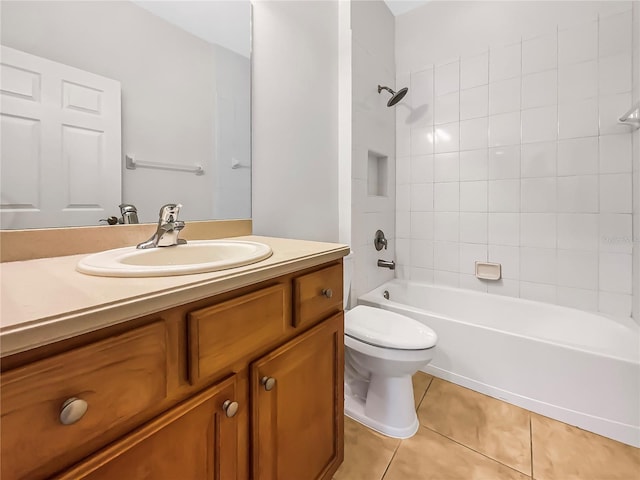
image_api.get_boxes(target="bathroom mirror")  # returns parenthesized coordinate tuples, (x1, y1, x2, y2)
(0, 0, 251, 229)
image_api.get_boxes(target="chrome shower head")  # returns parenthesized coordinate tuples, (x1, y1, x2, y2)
(378, 85, 408, 107)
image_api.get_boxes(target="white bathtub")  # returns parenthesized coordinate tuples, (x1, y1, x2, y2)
(358, 279, 640, 447)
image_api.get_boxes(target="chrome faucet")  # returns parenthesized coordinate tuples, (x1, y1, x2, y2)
(137, 203, 187, 249)
(119, 204, 139, 224)
(99, 204, 139, 225)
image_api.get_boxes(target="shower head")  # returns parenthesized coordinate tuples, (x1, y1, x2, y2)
(378, 85, 408, 107)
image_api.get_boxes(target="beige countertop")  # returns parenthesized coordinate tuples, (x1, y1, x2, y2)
(0, 235, 349, 357)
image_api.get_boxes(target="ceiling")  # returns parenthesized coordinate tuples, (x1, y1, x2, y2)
(131, 0, 429, 59)
(132, 1, 250, 58)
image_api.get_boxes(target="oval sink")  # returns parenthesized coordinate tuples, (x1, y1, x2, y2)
(76, 240, 273, 277)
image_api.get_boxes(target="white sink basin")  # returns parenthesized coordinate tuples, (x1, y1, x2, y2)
(76, 240, 273, 277)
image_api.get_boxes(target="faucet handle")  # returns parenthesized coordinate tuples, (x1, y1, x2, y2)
(119, 203, 137, 213)
(374, 230, 388, 251)
(99, 216, 119, 225)
(119, 204, 139, 224)
(159, 203, 182, 222)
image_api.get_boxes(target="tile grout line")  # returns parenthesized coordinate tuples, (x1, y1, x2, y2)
(424, 376, 535, 477)
(530, 414, 535, 479)
(380, 436, 403, 480)
(422, 424, 533, 478)
(416, 374, 434, 409)
(381, 375, 433, 480)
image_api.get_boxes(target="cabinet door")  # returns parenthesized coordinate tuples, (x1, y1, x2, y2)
(252, 313, 344, 480)
(55, 376, 239, 480)
(1, 321, 168, 480)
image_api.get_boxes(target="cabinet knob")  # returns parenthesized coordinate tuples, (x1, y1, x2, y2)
(59, 397, 88, 425)
(321, 288, 333, 298)
(222, 400, 239, 418)
(261, 376, 276, 391)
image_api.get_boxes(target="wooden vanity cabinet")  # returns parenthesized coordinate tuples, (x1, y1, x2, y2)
(0, 259, 344, 480)
(55, 376, 240, 480)
(252, 312, 344, 480)
(0, 322, 170, 480)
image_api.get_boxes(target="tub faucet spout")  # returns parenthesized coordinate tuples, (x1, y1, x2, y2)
(377, 259, 395, 270)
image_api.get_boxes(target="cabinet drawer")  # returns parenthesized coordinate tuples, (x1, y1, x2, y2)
(55, 376, 239, 480)
(293, 263, 343, 328)
(0, 321, 168, 480)
(188, 283, 290, 383)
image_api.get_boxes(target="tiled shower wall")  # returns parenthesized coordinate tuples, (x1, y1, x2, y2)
(395, 5, 634, 317)
(350, 1, 396, 303)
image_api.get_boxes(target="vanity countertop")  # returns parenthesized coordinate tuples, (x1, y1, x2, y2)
(0, 235, 349, 357)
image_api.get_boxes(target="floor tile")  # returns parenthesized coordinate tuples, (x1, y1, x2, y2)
(412, 371, 433, 408)
(383, 425, 531, 480)
(333, 417, 401, 480)
(418, 378, 531, 474)
(531, 413, 640, 480)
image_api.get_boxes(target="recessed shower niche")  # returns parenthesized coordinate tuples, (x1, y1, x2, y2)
(367, 150, 388, 197)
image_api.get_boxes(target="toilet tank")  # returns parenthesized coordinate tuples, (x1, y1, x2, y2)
(343, 251, 353, 310)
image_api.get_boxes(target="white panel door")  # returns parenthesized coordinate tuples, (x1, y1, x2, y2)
(0, 45, 121, 229)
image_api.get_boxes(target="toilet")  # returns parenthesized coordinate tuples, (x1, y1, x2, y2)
(342, 253, 437, 439)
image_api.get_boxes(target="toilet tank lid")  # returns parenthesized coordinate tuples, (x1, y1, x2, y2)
(345, 305, 437, 350)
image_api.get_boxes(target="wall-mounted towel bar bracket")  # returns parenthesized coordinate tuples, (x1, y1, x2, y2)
(618, 102, 640, 130)
(231, 158, 250, 169)
(125, 155, 204, 175)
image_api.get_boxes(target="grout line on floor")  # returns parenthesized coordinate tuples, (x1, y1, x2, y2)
(530, 414, 535, 479)
(424, 425, 533, 478)
(380, 432, 403, 480)
(416, 374, 434, 409)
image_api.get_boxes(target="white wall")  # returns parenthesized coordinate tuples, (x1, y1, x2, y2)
(339, 0, 353, 246)
(2, 1, 249, 224)
(350, 0, 396, 301)
(395, 1, 635, 317)
(213, 45, 252, 220)
(633, 2, 640, 322)
(252, 1, 340, 242)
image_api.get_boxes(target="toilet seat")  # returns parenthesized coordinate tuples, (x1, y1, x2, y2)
(346, 305, 437, 350)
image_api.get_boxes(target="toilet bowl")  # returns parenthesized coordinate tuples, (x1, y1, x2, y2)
(344, 305, 437, 438)
(342, 253, 437, 439)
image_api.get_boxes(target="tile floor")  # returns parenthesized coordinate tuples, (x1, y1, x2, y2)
(334, 372, 640, 480)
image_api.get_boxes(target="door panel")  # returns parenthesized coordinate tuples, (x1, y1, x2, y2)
(55, 376, 238, 480)
(252, 313, 344, 480)
(0, 45, 121, 229)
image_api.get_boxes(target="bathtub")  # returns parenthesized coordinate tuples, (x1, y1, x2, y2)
(358, 279, 640, 447)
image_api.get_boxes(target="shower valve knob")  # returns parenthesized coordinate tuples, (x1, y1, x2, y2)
(374, 230, 388, 251)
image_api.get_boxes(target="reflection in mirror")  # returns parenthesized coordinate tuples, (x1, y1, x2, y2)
(0, 1, 251, 229)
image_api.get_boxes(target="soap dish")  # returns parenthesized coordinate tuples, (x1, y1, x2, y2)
(475, 262, 502, 281)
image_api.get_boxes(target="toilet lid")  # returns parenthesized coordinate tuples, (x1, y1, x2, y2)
(345, 305, 437, 350)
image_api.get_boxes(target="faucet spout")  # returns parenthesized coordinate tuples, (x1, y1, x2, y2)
(377, 259, 396, 270)
(137, 203, 187, 249)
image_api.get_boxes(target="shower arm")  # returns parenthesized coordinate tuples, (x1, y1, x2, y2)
(377, 84, 408, 107)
